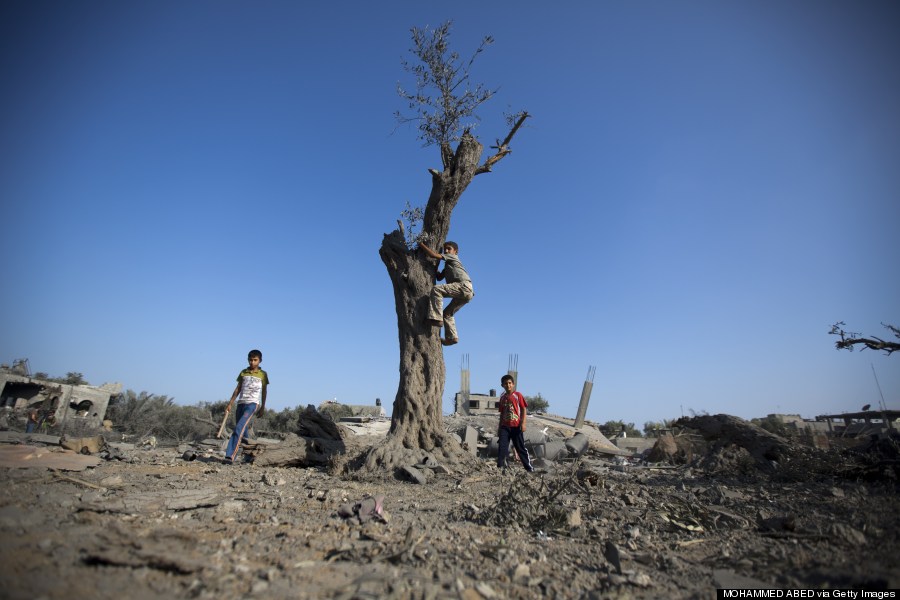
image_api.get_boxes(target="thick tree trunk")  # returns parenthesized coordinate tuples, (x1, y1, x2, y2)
(366, 133, 485, 471)
(366, 113, 528, 473)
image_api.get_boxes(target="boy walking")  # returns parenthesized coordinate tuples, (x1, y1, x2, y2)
(420, 241, 474, 346)
(497, 374, 533, 472)
(223, 349, 269, 464)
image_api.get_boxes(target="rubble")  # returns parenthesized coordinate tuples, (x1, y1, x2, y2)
(0, 412, 898, 598)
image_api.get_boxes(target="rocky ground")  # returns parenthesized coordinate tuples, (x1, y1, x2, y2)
(1, 414, 898, 600)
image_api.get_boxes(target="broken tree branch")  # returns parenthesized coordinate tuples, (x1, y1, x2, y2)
(475, 111, 530, 175)
(52, 470, 107, 490)
(830, 322, 900, 355)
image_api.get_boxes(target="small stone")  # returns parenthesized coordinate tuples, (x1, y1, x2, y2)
(567, 507, 582, 528)
(513, 563, 530, 583)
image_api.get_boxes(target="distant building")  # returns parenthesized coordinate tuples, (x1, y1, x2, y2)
(762, 411, 899, 450)
(454, 389, 499, 416)
(0, 369, 121, 430)
(813, 410, 900, 436)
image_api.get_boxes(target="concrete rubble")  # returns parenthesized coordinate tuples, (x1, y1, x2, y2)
(0, 409, 898, 598)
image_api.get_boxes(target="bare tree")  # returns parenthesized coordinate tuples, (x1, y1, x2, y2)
(829, 321, 900, 355)
(367, 22, 529, 471)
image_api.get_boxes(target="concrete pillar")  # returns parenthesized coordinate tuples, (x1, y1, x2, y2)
(508, 354, 519, 390)
(573, 380, 593, 429)
(574, 365, 597, 429)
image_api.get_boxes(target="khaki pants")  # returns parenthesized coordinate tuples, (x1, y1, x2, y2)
(428, 282, 474, 341)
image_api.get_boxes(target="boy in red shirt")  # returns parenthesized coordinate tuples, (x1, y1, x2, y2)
(497, 374, 534, 472)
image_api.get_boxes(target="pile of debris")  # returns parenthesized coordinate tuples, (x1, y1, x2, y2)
(639, 414, 899, 484)
(444, 412, 625, 469)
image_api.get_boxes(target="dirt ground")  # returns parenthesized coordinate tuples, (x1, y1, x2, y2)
(1, 415, 898, 600)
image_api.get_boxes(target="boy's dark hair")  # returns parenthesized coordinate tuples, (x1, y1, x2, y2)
(501, 374, 514, 385)
(248, 349, 263, 360)
(443, 241, 459, 252)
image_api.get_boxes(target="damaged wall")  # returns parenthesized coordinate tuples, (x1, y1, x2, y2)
(0, 372, 121, 430)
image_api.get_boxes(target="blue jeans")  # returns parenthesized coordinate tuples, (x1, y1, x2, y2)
(225, 403, 258, 462)
(498, 425, 533, 471)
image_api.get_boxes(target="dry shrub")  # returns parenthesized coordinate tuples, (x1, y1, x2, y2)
(319, 402, 353, 423)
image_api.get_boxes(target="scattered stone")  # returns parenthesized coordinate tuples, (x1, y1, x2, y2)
(261, 472, 284, 486)
(337, 494, 387, 524)
(99, 475, 124, 487)
(758, 515, 796, 532)
(512, 563, 530, 584)
(400, 465, 428, 485)
(604, 540, 622, 574)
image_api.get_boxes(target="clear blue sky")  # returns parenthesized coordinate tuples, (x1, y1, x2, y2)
(2, 1, 898, 429)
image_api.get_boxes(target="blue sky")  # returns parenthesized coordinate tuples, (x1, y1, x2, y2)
(2, 1, 898, 429)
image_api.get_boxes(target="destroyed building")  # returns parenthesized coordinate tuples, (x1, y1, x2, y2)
(813, 410, 900, 437)
(453, 389, 499, 416)
(319, 398, 387, 419)
(0, 361, 122, 431)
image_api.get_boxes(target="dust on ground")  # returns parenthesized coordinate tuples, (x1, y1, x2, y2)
(1, 414, 898, 599)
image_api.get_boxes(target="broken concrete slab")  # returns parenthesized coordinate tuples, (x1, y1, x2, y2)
(339, 416, 371, 423)
(523, 428, 548, 445)
(0, 431, 61, 445)
(463, 425, 479, 455)
(528, 414, 627, 456)
(0, 445, 101, 471)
